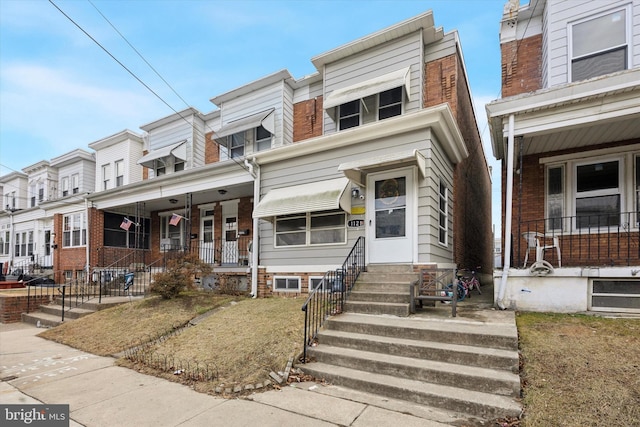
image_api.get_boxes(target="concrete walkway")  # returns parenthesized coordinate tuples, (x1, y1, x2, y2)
(1, 322, 457, 427)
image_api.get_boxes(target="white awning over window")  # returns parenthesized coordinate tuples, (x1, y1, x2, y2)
(215, 108, 275, 139)
(254, 177, 351, 219)
(323, 67, 411, 111)
(338, 149, 426, 186)
(137, 140, 187, 168)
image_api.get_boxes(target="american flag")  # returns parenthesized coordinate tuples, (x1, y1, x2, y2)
(169, 213, 182, 226)
(120, 217, 132, 231)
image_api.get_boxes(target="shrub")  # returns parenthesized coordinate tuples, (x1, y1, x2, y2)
(150, 253, 213, 299)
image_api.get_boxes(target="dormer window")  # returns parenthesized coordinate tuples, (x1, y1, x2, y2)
(215, 109, 275, 159)
(137, 140, 187, 177)
(570, 8, 628, 82)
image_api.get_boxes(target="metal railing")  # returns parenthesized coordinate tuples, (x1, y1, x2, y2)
(161, 237, 252, 267)
(515, 212, 640, 268)
(301, 236, 365, 363)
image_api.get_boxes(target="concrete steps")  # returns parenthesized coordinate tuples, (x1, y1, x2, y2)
(346, 264, 416, 317)
(21, 296, 140, 327)
(302, 312, 522, 422)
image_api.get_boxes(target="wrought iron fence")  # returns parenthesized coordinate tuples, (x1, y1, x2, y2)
(301, 236, 365, 363)
(161, 236, 252, 267)
(514, 211, 640, 268)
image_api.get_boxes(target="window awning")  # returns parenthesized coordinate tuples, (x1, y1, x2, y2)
(338, 149, 426, 186)
(323, 67, 411, 111)
(215, 108, 275, 139)
(254, 177, 351, 219)
(137, 140, 187, 168)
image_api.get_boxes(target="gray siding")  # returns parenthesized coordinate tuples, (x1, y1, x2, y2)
(148, 118, 193, 151)
(257, 127, 455, 267)
(282, 83, 294, 147)
(322, 32, 423, 135)
(219, 82, 286, 150)
(546, 0, 638, 87)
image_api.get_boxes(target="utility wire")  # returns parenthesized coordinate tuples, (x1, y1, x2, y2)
(48, 0, 250, 175)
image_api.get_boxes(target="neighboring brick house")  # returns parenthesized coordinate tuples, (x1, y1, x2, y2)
(1, 9, 491, 300)
(487, 0, 640, 313)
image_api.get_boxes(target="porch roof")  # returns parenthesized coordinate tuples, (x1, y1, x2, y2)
(253, 177, 351, 219)
(486, 68, 640, 160)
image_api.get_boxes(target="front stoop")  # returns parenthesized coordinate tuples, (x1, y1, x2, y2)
(345, 264, 415, 317)
(21, 296, 141, 327)
(302, 312, 522, 423)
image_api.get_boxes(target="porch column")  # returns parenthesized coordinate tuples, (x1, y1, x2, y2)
(497, 114, 516, 309)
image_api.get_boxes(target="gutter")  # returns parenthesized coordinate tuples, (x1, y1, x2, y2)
(497, 114, 515, 309)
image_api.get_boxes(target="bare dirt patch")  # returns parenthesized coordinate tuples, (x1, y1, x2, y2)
(516, 312, 640, 427)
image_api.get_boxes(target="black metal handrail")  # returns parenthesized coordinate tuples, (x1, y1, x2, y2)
(301, 236, 365, 363)
(515, 211, 640, 267)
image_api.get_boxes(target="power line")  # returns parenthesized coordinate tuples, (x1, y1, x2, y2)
(48, 0, 251, 175)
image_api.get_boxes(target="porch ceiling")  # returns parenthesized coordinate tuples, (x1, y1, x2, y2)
(487, 68, 640, 160)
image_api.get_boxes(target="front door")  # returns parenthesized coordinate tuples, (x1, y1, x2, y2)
(200, 208, 215, 264)
(221, 201, 238, 265)
(367, 168, 414, 263)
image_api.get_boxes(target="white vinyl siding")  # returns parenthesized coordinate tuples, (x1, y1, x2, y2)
(545, 0, 637, 87)
(323, 32, 422, 134)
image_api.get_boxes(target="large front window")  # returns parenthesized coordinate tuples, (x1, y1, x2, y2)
(160, 214, 184, 249)
(63, 213, 86, 247)
(275, 211, 346, 247)
(103, 212, 150, 249)
(571, 8, 627, 82)
(575, 160, 620, 228)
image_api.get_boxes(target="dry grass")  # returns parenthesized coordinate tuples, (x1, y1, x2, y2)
(38, 292, 238, 356)
(516, 312, 640, 427)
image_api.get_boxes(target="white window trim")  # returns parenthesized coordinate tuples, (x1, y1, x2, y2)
(63, 212, 87, 248)
(273, 275, 301, 292)
(568, 5, 631, 82)
(438, 179, 448, 246)
(274, 211, 347, 248)
(337, 87, 405, 131)
(115, 160, 124, 187)
(572, 156, 624, 221)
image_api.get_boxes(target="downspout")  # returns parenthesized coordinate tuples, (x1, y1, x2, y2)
(245, 158, 259, 299)
(497, 114, 515, 309)
(85, 195, 90, 280)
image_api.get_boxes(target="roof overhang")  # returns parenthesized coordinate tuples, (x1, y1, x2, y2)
(214, 109, 275, 139)
(487, 68, 640, 160)
(137, 141, 187, 168)
(253, 177, 351, 219)
(338, 149, 427, 186)
(250, 105, 468, 166)
(324, 67, 411, 112)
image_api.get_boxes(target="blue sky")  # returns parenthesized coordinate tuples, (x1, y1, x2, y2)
(0, 0, 506, 228)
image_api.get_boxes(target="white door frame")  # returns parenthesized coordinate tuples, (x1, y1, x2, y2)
(366, 166, 417, 264)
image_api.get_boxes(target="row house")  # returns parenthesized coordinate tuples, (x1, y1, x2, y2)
(1, 10, 492, 298)
(487, 0, 640, 313)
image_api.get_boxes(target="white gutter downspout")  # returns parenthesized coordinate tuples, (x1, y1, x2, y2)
(85, 195, 90, 278)
(245, 159, 259, 299)
(497, 114, 516, 309)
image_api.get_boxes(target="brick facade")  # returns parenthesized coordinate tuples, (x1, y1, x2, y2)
(293, 96, 323, 142)
(501, 34, 542, 98)
(205, 131, 221, 164)
(424, 53, 494, 271)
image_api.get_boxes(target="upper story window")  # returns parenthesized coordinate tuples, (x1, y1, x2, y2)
(174, 160, 185, 172)
(229, 132, 245, 158)
(337, 87, 404, 131)
(71, 174, 79, 194)
(30, 184, 36, 207)
(255, 125, 272, 152)
(61, 177, 69, 197)
(38, 185, 44, 202)
(115, 160, 124, 187)
(102, 164, 111, 190)
(570, 8, 628, 82)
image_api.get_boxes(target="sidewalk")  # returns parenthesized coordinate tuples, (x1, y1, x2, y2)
(0, 322, 453, 427)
